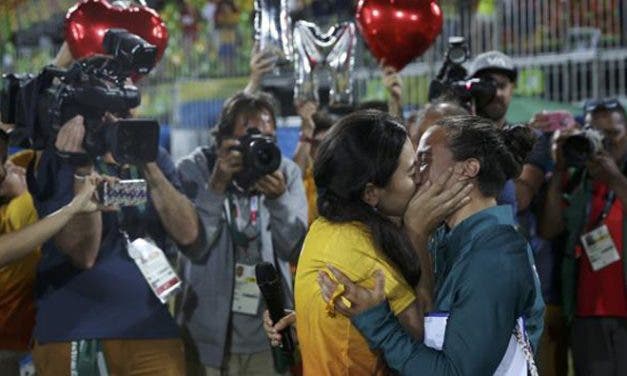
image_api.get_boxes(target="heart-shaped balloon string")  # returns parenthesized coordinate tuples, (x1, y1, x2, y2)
(65, 0, 168, 65)
(356, 0, 443, 71)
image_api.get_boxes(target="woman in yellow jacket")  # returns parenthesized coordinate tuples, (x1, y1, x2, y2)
(294, 110, 471, 375)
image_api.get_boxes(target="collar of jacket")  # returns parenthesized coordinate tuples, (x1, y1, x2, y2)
(441, 205, 516, 264)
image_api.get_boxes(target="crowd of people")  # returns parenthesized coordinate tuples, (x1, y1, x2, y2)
(0, 37, 626, 376)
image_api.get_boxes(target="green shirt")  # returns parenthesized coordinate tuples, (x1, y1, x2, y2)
(352, 205, 545, 375)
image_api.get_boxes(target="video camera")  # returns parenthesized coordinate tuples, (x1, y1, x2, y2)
(428, 36, 496, 111)
(0, 29, 160, 165)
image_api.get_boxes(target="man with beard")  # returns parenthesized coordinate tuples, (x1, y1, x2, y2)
(468, 51, 551, 214)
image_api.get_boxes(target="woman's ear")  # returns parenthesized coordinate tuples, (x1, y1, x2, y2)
(459, 158, 481, 179)
(361, 183, 381, 208)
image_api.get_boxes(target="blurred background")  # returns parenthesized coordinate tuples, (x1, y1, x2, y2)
(1, 0, 626, 160)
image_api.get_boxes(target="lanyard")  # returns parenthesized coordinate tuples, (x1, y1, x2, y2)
(224, 193, 260, 247)
(590, 190, 616, 229)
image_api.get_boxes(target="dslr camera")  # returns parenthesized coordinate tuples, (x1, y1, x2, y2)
(428, 36, 496, 110)
(562, 127, 607, 168)
(231, 128, 282, 192)
(0, 29, 160, 165)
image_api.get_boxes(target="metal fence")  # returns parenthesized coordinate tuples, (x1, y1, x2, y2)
(3, 0, 627, 158)
(407, 0, 627, 104)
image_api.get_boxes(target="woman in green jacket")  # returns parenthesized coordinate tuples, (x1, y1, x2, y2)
(319, 116, 545, 375)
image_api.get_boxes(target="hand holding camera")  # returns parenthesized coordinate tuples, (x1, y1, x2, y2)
(254, 170, 286, 200)
(210, 139, 244, 193)
(427, 36, 496, 111)
(55, 115, 87, 155)
(586, 152, 622, 185)
(553, 127, 607, 170)
(2, 28, 160, 166)
(211, 129, 282, 195)
(551, 128, 578, 172)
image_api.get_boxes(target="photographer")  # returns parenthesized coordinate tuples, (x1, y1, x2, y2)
(469, 51, 551, 215)
(28, 112, 200, 375)
(176, 91, 307, 375)
(540, 99, 627, 375)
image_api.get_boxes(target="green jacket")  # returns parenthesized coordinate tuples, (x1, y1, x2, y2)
(351, 205, 545, 375)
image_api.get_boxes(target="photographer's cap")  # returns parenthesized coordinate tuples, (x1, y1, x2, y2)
(468, 51, 518, 83)
(584, 98, 625, 115)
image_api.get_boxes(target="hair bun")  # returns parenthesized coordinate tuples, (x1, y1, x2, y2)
(500, 124, 537, 179)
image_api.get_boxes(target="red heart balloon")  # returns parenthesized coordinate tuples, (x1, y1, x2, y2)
(65, 0, 168, 64)
(356, 0, 443, 71)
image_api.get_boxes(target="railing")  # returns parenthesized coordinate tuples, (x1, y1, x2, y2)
(2, 0, 626, 157)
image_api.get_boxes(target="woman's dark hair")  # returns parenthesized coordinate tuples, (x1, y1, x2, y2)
(436, 116, 536, 197)
(314, 109, 421, 286)
(214, 91, 278, 144)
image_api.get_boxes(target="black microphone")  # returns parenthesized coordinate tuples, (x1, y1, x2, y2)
(255, 262, 295, 353)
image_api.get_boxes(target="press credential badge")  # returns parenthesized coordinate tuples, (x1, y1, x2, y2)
(127, 237, 181, 303)
(581, 225, 621, 271)
(232, 263, 261, 315)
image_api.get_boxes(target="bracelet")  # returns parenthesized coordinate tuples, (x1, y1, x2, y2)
(74, 174, 89, 181)
(299, 134, 314, 143)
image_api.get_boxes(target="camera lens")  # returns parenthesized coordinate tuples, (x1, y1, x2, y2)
(256, 147, 272, 165)
(251, 140, 281, 175)
(562, 134, 593, 168)
(448, 46, 467, 64)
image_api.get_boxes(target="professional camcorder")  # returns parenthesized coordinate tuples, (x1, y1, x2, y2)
(428, 36, 496, 110)
(0, 29, 160, 165)
(231, 128, 282, 192)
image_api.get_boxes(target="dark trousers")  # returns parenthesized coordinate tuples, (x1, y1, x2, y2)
(572, 317, 627, 376)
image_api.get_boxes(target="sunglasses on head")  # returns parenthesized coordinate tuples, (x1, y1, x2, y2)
(584, 98, 624, 114)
